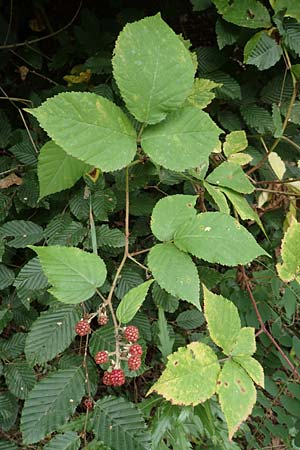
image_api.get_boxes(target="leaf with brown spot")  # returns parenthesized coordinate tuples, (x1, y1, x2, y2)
(0, 173, 23, 189)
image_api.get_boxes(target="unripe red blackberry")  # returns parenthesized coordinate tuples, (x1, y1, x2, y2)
(110, 369, 125, 386)
(75, 319, 91, 336)
(103, 371, 112, 386)
(124, 326, 139, 342)
(83, 398, 93, 410)
(128, 355, 141, 371)
(98, 314, 108, 326)
(129, 344, 143, 356)
(94, 351, 109, 364)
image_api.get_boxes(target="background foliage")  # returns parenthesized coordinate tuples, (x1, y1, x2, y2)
(0, 0, 300, 449)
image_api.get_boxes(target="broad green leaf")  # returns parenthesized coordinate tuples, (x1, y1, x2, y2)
(244, 31, 282, 71)
(206, 162, 254, 194)
(233, 355, 264, 387)
(142, 107, 221, 172)
(44, 432, 80, 450)
(223, 131, 248, 157)
(277, 218, 300, 283)
(216, 18, 240, 49)
(151, 195, 198, 241)
(112, 14, 196, 124)
(282, 18, 300, 56)
(228, 153, 252, 165)
(203, 287, 241, 355)
(4, 361, 36, 399)
(0, 309, 13, 334)
(204, 71, 241, 100)
(268, 152, 286, 180)
(213, 0, 271, 29)
(13, 257, 48, 300)
(203, 182, 230, 214)
(38, 141, 90, 199)
(148, 243, 200, 309)
(186, 78, 221, 109)
(21, 367, 85, 444)
(116, 280, 153, 323)
(0, 392, 18, 431)
(272, 0, 300, 21)
(157, 307, 175, 360)
(240, 103, 274, 134)
(0, 439, 18, 450)
(0, 264, 15, 290)
(0, 220, 43, 248)
(0, 333, 26, 360)
(26, 92, 137, 172)
(44, 215, 86, 247)
(89, 326, 116, 356)
(174, 212, 268, 266)
(93, 395, 151, 450)
(115, 264, 144, 300)
(152, 283, 179, 313)
(219, 187, 264, 231)
(176, 309, 204, 330)
(25, 304, 81, 365)
(217, 360, 256, 440)
(29, 246, 107, 304)
(148, 342, 220, 405)
(231, 327, 256, 356)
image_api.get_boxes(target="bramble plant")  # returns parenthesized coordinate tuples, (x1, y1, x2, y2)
(1, 2, 300, 449)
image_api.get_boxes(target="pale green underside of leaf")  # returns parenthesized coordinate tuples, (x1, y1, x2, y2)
(38, 141, 90, 199)
(148, 342, 220, 405)
(93, 395, 151, 450)
(112, 13, 196, 124)
(25, 304, 81, 365)
(277, 218, 300, 283)
(217, 359, 256, 440)
(21, 367, 85, 444)
(116, 280, 153, 324)
(29, 246, 107, 304)
(151, 194, 198, 241)
(233, 355, 264, 388)
(26, 92, 137, 172)
(206, 161, 254, 194)
(203, 287, 241, 355)
(142, 106, 221, 171)
(223, 130, 248, 157)
(186, 78, 221, 109)
(213, 0, 271, 29)
(148, 243, 200, 309)
(44, 432, 80, 450)
(174, 212, 268, 266)
(244, 31, 282, 71)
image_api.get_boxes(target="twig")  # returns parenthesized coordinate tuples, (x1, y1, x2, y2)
(254, 177, 300, 185)
(255, 187, 300, 197)
(241, 266, 300, 380)
(0, 1, 82, 50)
(3, 0, 13, 46)
(130, 248, 151, 257)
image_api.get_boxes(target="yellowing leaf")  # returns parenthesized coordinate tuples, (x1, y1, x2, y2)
(277, 217, 300, 283)
(268, 152, 286, 180)
(223, 131, 248, 157)
(186, 78, 222, 109)
(147, 342, 220, 405)
(233, 355, 264, 388)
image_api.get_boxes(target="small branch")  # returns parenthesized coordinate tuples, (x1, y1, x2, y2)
(255, 187, 300, 197)
(130, 247, 151, 257)
(241, 266, 300, 380)
(254, 177, 300, 185)
(137, 123, 146, 145)
(128, 254, 149, 272)
(281, 135, 300, 151)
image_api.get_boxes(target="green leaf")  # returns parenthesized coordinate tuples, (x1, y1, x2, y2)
(219, 187, 264, 231)
(0, 264, 15, 290)
(112, 14, 196, 124)
(116, 280, 153, 324)
(233, 355, 264, 387)
(44, 215, 86, 247)
(4, 361, 36, 400)
(223, 131, 248, 157)
(206, 162, 254, 194)
(282, 18, 300, 56)
(25, 304, 81, 365)
(272, 0, 300, 21)
(157, 307, 175, 360)
(272, 104, 283, 138)
(0, 220, 43, 248)
(29, 246, 107, 304)
(13, 257, 48, 296)
(217, 359, 256, 440)
(148, 243, 200, 309)
(0, 392, 18, 431)
(85, 225, 125, 249)
(231, 327, 256, 356)
(21, 367, 85, 444)
(176, 309, 204, 330)
(240, 103, 274, 134)
(203, 287, 241, 355)
(186, 78, 221, 109)
(216, 18, 240, 49)
(26, 92, 137, 172)
(89, 326, 115, 356)
(151, 195, 198, 241)
(152, 283, 179, 313)
(0, 309, 13, 334)
(38, 141, 90, 199)
(174, 212, 268, 266)
(44, 432, 80, 450)
(0, 439, 18, 450)
(115, 264, 144, 300)
(203, 182, 230, 214)
(142, 107, 221, 172)
(277, 217, 300, 283)
(191, 0, 212, 11)
(148, 342, 220, 405)
(244, 31, 282, 71)
(213, 0, 271, 29)
(204, 71, 241, 100)
(93, 395, 151, 450)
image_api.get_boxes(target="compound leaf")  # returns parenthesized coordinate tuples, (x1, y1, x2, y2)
(112, 14, 196, 124)
(29, 246, 107, 304)
(26, 92, 137, 172)
(148, 342, 220, 405)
